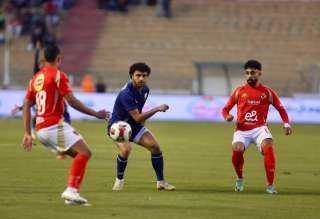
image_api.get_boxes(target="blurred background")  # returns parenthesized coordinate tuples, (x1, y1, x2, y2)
(0, 0, 320, 122)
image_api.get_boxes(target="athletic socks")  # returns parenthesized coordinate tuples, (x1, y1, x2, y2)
(263, 146, 276, 186)
(151, 153, 164, 181)
(116, 154, 128, 180)
(68, 153, 90, 190)
(232, 150, 244, 179)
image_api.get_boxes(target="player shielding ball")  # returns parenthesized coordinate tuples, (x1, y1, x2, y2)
(221, 60, 292, 194)
(22, 44, 109, 205)
(108, 62, 175, 191)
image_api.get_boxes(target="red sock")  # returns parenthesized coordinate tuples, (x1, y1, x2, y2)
(262, 146, 276, 186)
(68, 153, 90, 190)
(232, 150, 244, 179)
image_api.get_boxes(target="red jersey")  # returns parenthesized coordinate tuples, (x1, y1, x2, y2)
(222, 83, 289, 131)
(25, 65, 72, 131)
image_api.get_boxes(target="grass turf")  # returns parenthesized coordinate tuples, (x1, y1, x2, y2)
(0, 119, 319, 219)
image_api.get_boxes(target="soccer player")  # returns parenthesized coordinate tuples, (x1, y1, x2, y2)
(22, 44, 109, 204)
(108, 62, 175, 191)
(221, 60, 292, 194)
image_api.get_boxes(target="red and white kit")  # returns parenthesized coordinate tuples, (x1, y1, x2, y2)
(25, 66, 82, 152)
(222, 83, 289, 149)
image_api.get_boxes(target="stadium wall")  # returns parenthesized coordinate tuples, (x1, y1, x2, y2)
(1, 90, 320, 124)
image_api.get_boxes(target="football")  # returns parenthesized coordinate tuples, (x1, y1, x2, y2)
(109, 121, 132, 142)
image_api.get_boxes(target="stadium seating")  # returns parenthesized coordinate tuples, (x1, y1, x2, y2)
(1, 0, 319, 95)
(89, 0, 320, 95)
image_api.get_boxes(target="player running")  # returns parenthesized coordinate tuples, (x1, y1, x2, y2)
(108, 62, 175, 191)
(22, 44, 109, 205)
(221, 60, 292, 194)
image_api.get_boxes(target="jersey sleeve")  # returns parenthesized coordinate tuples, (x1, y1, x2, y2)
(25, 79, 35, 102)
(221, 88, 238, 119)
(120, 92, 138, 112)
(269, 88, 289, 123)
(57, 71, 72, 96)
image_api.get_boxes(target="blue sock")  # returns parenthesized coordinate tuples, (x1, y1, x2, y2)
(116, 155, 127, 180)
(151, 153, 164, 181)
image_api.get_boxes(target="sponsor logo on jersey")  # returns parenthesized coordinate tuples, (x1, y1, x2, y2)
(247, 100, 261, 105)
(242, 93, 248, 98)
(261, 93, 267, 99)
(245, 110, 258, 122)
(34, 73, 45, 92)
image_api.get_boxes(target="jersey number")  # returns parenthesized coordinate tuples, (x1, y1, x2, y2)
(36, 90, 47, 115)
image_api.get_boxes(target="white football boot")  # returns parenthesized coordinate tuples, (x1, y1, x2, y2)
(112, 178, 124, 191)
(266, 185, 278, 194)
(61, 187, 88, 205)
(157, 180, 176, 191)
(235, 178, 244, 192)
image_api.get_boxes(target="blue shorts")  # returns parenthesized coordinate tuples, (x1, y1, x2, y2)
(108, 123, 149, 143)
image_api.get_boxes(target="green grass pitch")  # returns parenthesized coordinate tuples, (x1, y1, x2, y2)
(0, 119, 319, 219)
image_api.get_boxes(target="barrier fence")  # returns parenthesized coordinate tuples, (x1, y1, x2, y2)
(1, 90, 320, 124)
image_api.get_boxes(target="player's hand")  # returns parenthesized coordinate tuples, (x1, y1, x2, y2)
(22, 133, 34, 152)
(11, 104, 22, 116)
(95, 109, 110, 120)
(225, 114, 234, 122)
(157, 104, 169, 112)
(284, 126, 293, 136)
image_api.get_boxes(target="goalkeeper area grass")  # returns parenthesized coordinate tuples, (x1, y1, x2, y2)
(0, 119, 319, 219)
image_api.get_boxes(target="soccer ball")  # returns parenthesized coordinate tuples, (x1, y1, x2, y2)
(109, 121, 132, 142)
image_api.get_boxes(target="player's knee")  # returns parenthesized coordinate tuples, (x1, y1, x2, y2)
(262, 138, 273, 145)
(83, 149, 92, 159)
(232, 143, 245, 152)
(150, 144, 161, 154)
(120, 147, 131, 158)
(261, 138, 273, 149)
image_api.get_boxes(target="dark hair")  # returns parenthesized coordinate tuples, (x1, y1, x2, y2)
(44, 44, 60, 62)
(244, 59, 262, 70)
(129, 62, 151, 78)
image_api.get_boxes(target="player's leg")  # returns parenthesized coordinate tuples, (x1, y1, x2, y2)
(136, 130, 175, 191)
(232, 142, 245, 191)
(232, 142, 245, 179)
(255, 126, 277, 194)
(112, 141, 133, 191)
(55, 122, 91, 204)
(261, 138, 277, 194)
(56, 148, 78, 160)
(232, 130, 250, 192)
(61, 139, 91, 204)
(37, 122, 90, 204)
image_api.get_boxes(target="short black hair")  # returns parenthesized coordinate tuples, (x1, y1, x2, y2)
(244, 59, 262, 70)
(129, 62, 151, 78)
(44, 44, 60, 62)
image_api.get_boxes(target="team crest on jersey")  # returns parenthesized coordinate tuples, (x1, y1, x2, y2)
(241, 93, 248, 98)
(34, 73, 45, 91)
(261, 93, 267, 99)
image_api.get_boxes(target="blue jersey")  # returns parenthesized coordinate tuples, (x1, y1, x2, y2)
(109, 81, 149, 129)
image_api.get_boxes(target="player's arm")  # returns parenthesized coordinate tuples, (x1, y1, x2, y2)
(221, 89, 238, 122)
(64, 92, 109, 119)
(22, 98, 34, 151)
(11, 104, 23, 116)
(129, 104, 169, 123)
(269, 89, 292, 135)
(59, 72, 109, 119)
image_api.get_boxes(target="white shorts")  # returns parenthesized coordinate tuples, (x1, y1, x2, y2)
(36, 122, 83, 153)
(232, 126, 273, 150)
